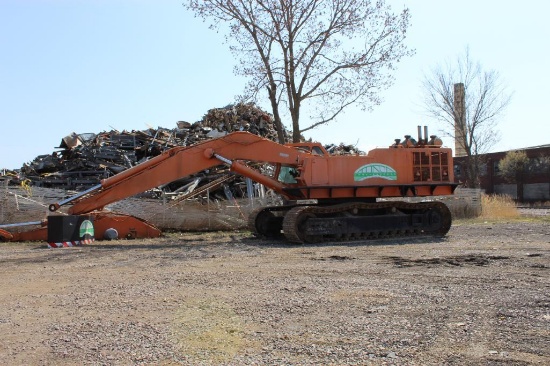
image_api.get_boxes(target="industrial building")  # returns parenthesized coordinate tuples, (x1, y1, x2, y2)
(453, 144, 550, 202)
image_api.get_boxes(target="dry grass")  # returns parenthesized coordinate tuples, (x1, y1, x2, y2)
(480, 194, 519, 219)
(526, 200, 550, 208)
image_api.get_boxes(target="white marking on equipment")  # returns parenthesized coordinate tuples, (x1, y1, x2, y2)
(47, 238, 94, 248)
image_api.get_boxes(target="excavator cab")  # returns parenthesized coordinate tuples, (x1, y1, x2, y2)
(286, 142, 328, 156)
(278, 166, 299, 184)
(276, 142, 329, 184)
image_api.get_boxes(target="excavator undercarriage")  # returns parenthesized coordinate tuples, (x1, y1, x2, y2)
(249, 200, 452, 244)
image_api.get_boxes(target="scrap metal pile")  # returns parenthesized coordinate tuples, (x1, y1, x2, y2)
(8, 103, 364, 201)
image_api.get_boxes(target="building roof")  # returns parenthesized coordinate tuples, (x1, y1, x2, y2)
(491, 144, 550, 154)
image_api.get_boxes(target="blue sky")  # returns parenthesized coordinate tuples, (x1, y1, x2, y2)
(1, 0, 548, 170)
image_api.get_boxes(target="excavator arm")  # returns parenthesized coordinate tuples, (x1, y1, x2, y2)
(51, 132, 308, 215)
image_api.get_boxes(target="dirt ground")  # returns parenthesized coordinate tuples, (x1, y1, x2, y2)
(0, 217, 549, 365)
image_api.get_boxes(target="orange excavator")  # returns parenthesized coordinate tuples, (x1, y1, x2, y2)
(0, 127, 457, 243)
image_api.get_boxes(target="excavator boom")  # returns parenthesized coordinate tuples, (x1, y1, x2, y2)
(58, 132, 305, 214)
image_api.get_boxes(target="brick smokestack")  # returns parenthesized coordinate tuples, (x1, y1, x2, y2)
(453, 83, 467, 157)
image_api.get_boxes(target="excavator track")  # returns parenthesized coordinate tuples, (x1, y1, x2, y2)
(248, 206, 290, 239)
(250, 201, 451, 244)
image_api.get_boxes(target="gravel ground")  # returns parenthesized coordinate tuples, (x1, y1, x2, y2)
(0, 218, 549, 365)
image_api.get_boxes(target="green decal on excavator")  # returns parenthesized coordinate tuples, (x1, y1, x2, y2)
(354, 163, 397, 181)
(79, 220, 94, 239)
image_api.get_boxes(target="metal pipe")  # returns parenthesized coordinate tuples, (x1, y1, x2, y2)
(0, 220, 43, 228)
(48, 183, 102, 212)
(417, 126, 422, 142)
(424, 126, 429, 143)
(246, 177, 254, 200)
(214, 153, 233, 165)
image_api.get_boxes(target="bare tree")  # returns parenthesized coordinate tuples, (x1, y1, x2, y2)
(185, 0, 413, 143)
(422, 48, 512, 187)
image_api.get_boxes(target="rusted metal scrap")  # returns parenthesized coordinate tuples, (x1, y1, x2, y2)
(11, 104, 282, 198)
(324, 142, 365, 156)
(7, 102, 364, 200)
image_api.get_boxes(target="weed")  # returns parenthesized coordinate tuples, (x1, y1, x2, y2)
(480, 194, 519, 219)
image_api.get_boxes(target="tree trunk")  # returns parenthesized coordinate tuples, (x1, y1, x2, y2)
(516, 171, 525, 202)
(291, 103, 300, 143)
(517, 182, 524, 202)
(463, 155, 480, 188)
(267, 85, 286, 144)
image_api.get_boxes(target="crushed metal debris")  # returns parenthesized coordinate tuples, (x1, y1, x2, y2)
(3, 103, 365, 201)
